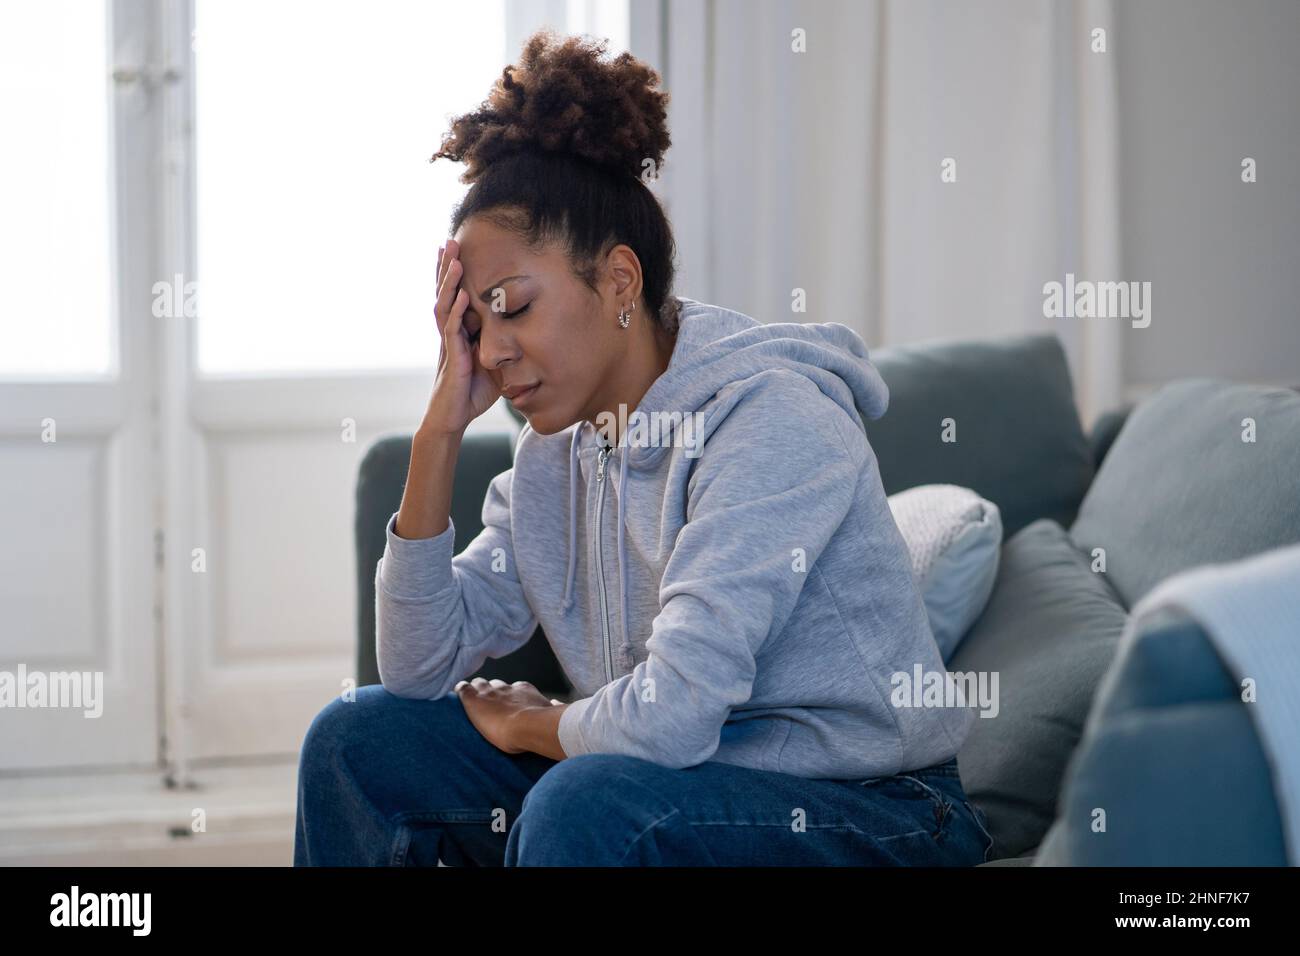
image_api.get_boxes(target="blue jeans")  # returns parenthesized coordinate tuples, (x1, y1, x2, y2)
(293, 685, 995, 866)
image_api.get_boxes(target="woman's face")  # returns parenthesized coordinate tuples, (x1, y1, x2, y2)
(452, 215, 631, 435)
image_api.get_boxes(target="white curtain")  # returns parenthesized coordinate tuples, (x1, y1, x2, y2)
(642, 0, 1123, 426)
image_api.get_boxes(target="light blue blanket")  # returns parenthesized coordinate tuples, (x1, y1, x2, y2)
(1128, 542, 1300, 865)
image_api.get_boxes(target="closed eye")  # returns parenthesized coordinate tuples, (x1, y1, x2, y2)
(466, 302, 529, 344)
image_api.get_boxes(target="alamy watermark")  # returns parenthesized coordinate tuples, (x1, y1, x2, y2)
(1043, 272, 1151, 328)
(890, 664, 999, 719)
(595, 403, 706, 458)
(50, 886, 150, 935)
(151, 273, 198, 318)
(0, 664, 103, 718)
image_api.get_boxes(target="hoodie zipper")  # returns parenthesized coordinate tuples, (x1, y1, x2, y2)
(594, 440, 614, 685)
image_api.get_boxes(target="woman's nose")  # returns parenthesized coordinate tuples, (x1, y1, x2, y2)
(477, 324, 519, 369)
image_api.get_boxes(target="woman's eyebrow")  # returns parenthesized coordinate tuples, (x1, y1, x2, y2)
(478, 275, 530, 303)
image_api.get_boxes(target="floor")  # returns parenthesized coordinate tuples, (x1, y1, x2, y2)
(0, 761, 298, 866)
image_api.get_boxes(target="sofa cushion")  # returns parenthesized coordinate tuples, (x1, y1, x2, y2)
(887, 484, 1002, 661)
(948, 519, 1128, 860)
(1070, 379, 1300, 609)
(1087, 403, 1134, 471)
(866, 333, 1095, 540)
(1034, 606, 1287, 865)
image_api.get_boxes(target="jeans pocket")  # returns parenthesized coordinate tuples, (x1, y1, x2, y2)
(861, 773, 953, 838)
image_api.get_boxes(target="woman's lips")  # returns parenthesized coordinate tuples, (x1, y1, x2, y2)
(508, 383, 541, 408)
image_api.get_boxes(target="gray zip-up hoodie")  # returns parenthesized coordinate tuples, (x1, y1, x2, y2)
(376, 296, 974, 779)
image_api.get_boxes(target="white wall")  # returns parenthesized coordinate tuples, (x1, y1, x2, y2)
(652, 0, 1300, 418)
(1115, 0, 1300, 391)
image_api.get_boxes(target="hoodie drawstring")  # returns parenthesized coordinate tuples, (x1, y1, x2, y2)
(616, 449, 630, 657)
(560, 426, 581, 612)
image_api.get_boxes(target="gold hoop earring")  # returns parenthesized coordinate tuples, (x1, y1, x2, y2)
(618, 301, 635, 329)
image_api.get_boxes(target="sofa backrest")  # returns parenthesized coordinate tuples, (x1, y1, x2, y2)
(1070, 379, 1300, 609)
(865, 333, 1096, 539)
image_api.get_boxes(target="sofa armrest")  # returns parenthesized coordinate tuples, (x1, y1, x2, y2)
(353, 430, 571, 696)
(1033, 606, 1286, 865)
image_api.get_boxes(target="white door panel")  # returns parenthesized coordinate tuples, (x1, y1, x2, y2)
(0, 1, 160, 773)
(0, 412, 158, 771)
(164, 0, 528, 771)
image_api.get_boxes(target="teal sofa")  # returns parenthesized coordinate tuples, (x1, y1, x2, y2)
(354, 332, 1300, 866)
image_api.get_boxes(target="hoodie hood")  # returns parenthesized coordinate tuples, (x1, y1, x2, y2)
(559, 296, 892, 658)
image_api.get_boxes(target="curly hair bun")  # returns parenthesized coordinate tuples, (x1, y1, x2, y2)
(431, 28, 671, 184)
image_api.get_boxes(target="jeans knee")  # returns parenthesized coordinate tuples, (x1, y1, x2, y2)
(519, 755, 644, 828)
(509, 755, 673, 865)
(300, 684, 437, 768)
(299, 694, 351, 773)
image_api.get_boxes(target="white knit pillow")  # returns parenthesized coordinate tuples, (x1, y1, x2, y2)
(887, 484, 1002, 661)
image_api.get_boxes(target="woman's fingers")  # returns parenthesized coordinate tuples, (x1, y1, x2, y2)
(438, 238, 459, 296)
(443, 287, 469, 362)
(434, 244, 446, 337)
(435, 238, 462, 332)
(436, 259, 462, 337)
(436, 239, 452, 291)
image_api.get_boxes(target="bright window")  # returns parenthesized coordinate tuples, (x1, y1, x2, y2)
(0, 0, 113, 378)
(195, 0, 510, 375)
(195, 0, 630, 376)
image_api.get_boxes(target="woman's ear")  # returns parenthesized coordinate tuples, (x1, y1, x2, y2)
(605, 243, 643, 304)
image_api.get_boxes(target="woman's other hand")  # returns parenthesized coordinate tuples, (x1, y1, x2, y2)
(454, 678, 563, 755)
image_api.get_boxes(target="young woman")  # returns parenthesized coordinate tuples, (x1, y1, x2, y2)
(294, 29, 994, 867)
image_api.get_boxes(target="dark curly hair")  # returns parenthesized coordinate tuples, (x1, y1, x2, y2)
(430, 28, 681, 333)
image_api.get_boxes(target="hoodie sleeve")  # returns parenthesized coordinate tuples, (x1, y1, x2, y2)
(557, 374, 868, 768)
(375, 465, 539, 699)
